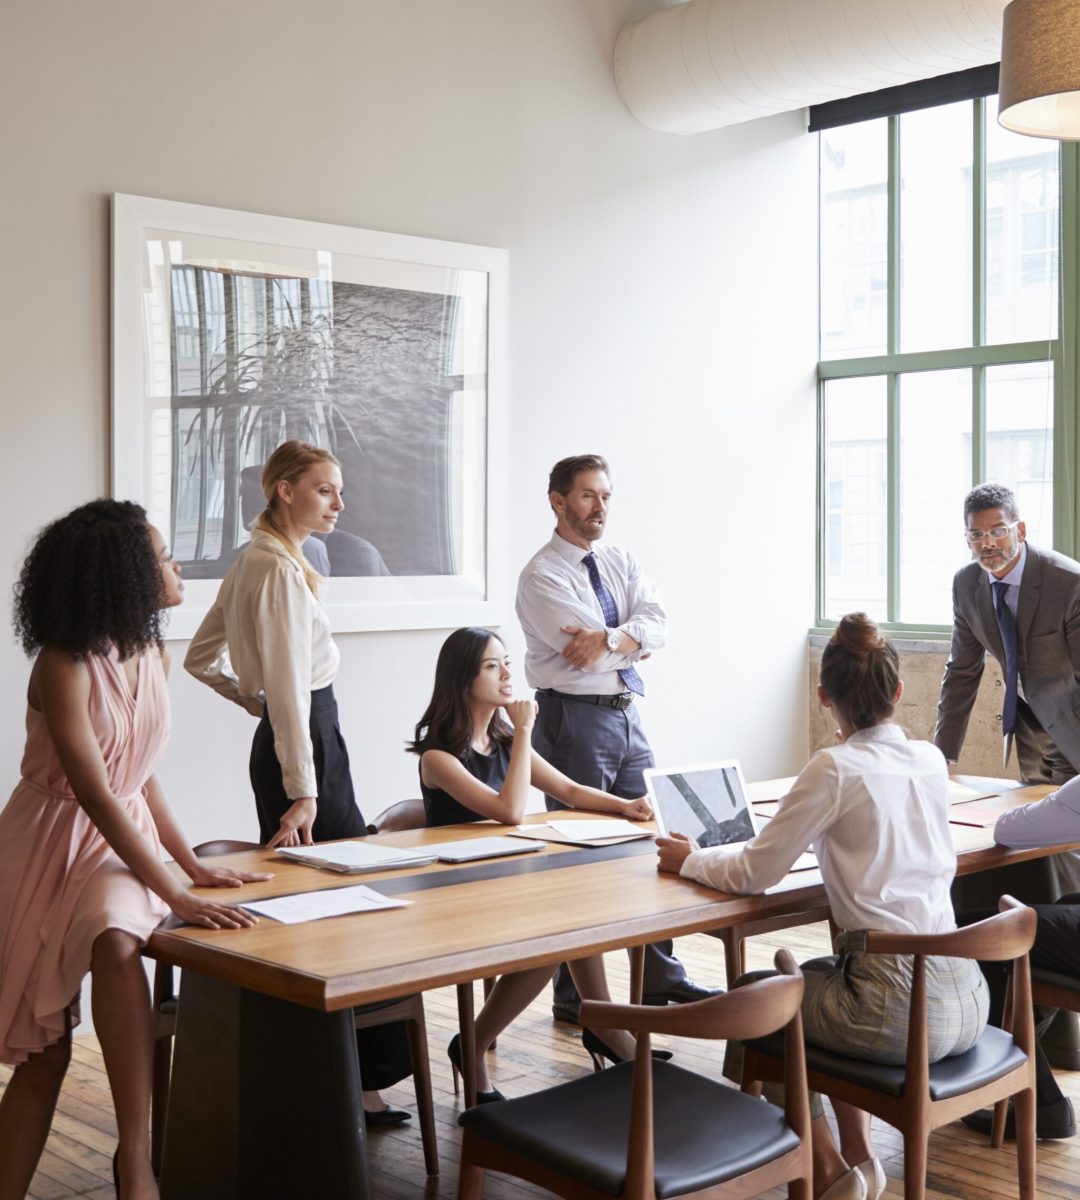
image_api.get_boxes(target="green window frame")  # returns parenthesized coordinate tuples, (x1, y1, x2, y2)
(815, 95, 1080, 637)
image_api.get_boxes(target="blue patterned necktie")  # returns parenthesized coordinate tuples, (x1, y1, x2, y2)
(991, 580, 1019, 735)
(581, 552, 644, 696)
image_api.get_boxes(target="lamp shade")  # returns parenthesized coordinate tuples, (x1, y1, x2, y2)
(999, 0, 1080, 139)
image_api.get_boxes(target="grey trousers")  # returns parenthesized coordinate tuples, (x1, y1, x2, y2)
(533, 690, 692, 1000)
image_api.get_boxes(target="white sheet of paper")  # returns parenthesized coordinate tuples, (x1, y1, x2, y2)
(546, 819, 644, 841)
(238, 885, 410, 925)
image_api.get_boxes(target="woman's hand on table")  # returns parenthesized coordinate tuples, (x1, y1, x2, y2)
(189, 863, 274, 888)
(267, 797, 317, 848)
(656, 832, 697, 874)
(618, 796, 653, 821)
(169, 890, 259, 929)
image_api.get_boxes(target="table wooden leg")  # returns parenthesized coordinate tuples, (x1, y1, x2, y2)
(161, 971, 370, 1200)
(456, 981, 477, 1108)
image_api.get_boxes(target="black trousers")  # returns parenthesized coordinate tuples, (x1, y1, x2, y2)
(249, 684, 411, 1090)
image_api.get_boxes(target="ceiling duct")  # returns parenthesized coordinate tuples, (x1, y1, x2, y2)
(614, 0, 1008, 134)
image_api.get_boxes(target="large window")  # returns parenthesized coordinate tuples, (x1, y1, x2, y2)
(818, 88, 1066, 630)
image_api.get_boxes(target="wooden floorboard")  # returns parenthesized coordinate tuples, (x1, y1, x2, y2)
(3, 923, 1080, 1198)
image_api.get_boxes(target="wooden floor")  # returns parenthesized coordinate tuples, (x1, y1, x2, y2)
(4, 921, 1080, 1199)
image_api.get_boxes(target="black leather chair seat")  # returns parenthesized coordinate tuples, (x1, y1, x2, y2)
(458, 1060, 800, 1199)
(747, 1025, 1026, 1101)
(1032, 967, 1080, 992)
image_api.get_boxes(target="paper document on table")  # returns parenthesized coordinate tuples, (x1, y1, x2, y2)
(947, 780, 998, 805)
(546, 820, 649, 842)
(239, 885, 410, 925)
(948, 796, 1015, 828)
(509, 825, 650, 847)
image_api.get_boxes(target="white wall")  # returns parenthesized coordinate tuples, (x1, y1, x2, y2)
(0, 0, 817, 844)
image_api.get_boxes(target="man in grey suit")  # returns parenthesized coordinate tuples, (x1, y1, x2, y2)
(935, 482, 1080, 784)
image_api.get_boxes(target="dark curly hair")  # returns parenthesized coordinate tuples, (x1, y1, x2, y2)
(13, 499, 165, 660)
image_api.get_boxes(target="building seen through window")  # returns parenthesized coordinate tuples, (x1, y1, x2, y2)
(819, 90, 1059, 628)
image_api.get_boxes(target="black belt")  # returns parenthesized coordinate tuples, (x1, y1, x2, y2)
(541, 688, 634, 711)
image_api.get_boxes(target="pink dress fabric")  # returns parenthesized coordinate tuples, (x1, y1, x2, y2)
(0, 647, 171, 1064)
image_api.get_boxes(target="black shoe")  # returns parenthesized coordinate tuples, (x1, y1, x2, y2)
(364, 1106, 412, 1128)
(581, 1027, 674, 1072)
(447, 1032, 506, 1105)
(960, 1096, 1075, 1140)
(642, 978, 725, 1006)
(552, 1002, 581, 1025)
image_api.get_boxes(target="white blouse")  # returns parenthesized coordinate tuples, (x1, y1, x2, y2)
(184, 530, 338, 799)
(679, 724, 958, 936)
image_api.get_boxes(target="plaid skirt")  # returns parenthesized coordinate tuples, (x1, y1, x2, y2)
(801, 930, 990, 1065)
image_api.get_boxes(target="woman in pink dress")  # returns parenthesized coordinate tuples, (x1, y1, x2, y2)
(0, 500, 270, 1200)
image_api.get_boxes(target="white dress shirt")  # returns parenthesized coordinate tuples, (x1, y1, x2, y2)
(515, 532, 666, 694)
(680, 724, 959, 935)
(184, 529, 338, 799)
(994, 772, 1080, 849)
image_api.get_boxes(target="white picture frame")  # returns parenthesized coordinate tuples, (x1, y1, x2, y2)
(112, 193, 507, 638)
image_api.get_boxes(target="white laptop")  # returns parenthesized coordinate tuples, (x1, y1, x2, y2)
(644, 759, 758, 845)
(644, 759, 816, 870)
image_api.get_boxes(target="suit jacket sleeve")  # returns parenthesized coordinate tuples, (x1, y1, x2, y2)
(934, 570, 987, 762)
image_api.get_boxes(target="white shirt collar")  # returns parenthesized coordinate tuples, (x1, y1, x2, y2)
(845, 722, 907, 746)
(549, 530, 600, 565)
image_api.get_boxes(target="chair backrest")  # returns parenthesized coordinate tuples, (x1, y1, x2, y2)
(864, 896, 1036, 963)
(368, 798, 427, 834)
(193, 839, 263, 858)
(863, 895, 1036, 1094)
(582, 949, 811, 1199)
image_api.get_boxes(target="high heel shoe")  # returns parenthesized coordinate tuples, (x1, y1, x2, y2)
(581, 1027, 674, 1072)
(447, 1033, 506, 1104)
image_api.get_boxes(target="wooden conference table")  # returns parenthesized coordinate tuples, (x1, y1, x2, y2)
(148, 779, 1072, 1200)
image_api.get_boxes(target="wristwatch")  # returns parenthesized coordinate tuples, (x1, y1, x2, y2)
(605, 628, 620, 652)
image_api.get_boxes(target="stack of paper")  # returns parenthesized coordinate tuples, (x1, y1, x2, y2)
(275, 842, 435, 874)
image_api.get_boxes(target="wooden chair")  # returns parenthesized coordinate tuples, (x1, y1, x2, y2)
(367, 797, 427, 834)
(369, 798, 498, 1056)
(457, 949, 812, 1200)
(742, 897, 1038, 1200)
(708, 905, 839, 986)
(151, 838, 439, 1178)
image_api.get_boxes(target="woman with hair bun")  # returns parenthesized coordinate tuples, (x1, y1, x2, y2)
(658, 613, 988, 1200)
(184, 440, 413, 1125)
(0, 500, 267, 1200)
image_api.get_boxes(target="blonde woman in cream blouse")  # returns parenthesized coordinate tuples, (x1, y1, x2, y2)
(185, 441, 362, 848)
(184, 440, 414, 1124)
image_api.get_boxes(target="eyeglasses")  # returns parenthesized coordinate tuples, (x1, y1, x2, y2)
(963, 521, 1019, 546)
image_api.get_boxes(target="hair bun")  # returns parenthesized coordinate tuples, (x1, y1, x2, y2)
(833, 612, 885, 661)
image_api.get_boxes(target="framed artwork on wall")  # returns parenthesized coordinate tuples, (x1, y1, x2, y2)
(112, 193, 507, 638)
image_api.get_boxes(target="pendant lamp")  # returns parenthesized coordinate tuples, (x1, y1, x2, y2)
(999, 0, 1080, 139)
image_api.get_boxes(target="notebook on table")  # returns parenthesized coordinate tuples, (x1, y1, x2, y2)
(275, 841, 436, 874)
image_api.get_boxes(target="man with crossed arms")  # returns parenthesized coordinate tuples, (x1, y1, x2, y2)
(516, 453, 720, 1022)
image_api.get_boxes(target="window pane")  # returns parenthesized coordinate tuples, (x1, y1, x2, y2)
(985, 95, 1059, 344)
(985, 361, 1053, 546)
(900, 102, 973, 352)
(824, 377, 887, 620)
(898, 371, 972, 625)
(820, 119, 888, 361)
